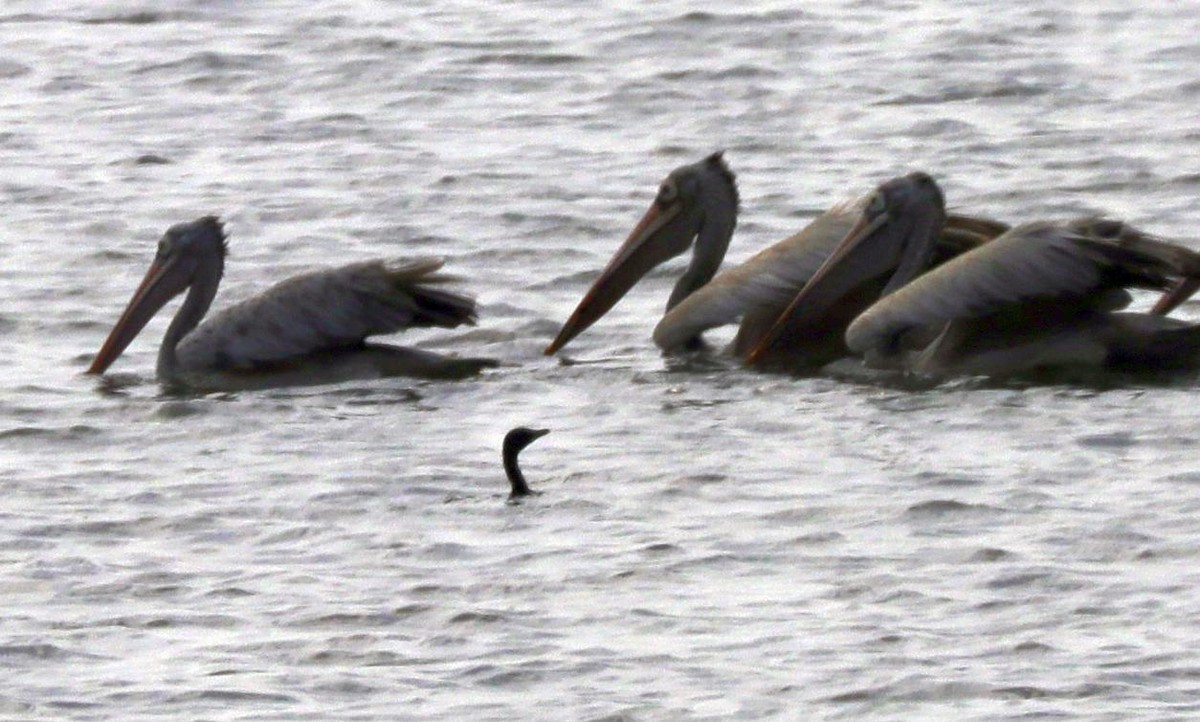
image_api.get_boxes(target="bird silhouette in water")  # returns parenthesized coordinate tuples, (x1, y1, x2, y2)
(503, 427, 549, 502)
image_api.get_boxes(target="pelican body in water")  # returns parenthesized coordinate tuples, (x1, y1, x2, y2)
(751, 175, 1200, 378)
(503, 427, 549, 500)
(544, 153, 1008, 368)
(87, 216, 497, 390)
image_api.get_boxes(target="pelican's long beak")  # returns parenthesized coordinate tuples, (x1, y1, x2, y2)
(1151, 278, 1200, 316)
(544, 200, 687, 355)
(745, 211, 890, 365)
(87, 255, 187, 375)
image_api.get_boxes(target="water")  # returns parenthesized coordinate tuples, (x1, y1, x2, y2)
(3, 1, 1200, 719)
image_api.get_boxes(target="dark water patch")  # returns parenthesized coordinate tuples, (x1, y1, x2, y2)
(0, 537, 52, 552)
(131, 584, 188, 599)
(127, 571, 192, 587)
(825, 684, 883, 704)
(876, 588, 930, 604)
(131, 154, 172, 166)
(480, 667, 544, 686)
(45, 699, 102, 711)
(0, 60, 31, 80)
(0, 14, 52, 25)
(584, 712, 641, 722)
(166, 689, 298, 705)
(760, 507, 828, 524)
(325, 35, 429, 55)
(652, 144, 698, 158)
(905, 499, 999, 518)
(23, 516, 152, 538)
(448, 610, 506, 625)
(277, 114, 374, 142)
(204, 586, 255, 598)
(136, 52, 278, 75)
(1074, 431, 1137, 449)
(0, 697, 34, 715)
(306, 649, 415, 666)
(1059, 176, 1160, 195)
(913, 472, 984, 488)
(81, 11, 183, 25)
(390, 602, 435, 619)
(41, 75, 93, 93)
(0, 130, 31, 149)
(792, 531, 844, 545)
(829, 678, 999, 705)
(457, 662, 543, 686)
(0, 643, 99, 661)
(907, 118, 979, 138)
(640, 542, 680, 556)
(995, 686, 1051, 699)
(970, 547, 1015, 562)
(1013, 640, 1055, 653)
(70, 581, 132, 598)
(663, 552, 738, 573)
(84, 247, 141, 262)
(1171, 170, 1200, 186)
(1, 182, 73, 204)
(257, 526, 316, 546)
(877, 81, 1051, 106)
(206, 668, 241, 677)
(467, 53, 586, 67)
(292, 611, 408, 629)
(312, 679, 379, 696)
(1149, 665, 1200, 681)
(601, 81, 697, 109)
(528, 266, 608, 290)
(99, 614, 241, 630)
(656, 65, 779, 82)
(985, 571, 1055, 590)
(671, 9, 813, 28)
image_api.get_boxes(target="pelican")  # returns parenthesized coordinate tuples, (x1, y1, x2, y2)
(750, 177, 1200, 377)
(543, 152, 1008, 367)
(503, 426, 550, 500)
(87, 216, 497, 389)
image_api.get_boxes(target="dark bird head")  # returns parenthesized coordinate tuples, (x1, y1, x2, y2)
(503, 426, 550, 499)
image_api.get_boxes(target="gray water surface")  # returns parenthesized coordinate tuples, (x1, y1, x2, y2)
(3, 2, 1200, 720)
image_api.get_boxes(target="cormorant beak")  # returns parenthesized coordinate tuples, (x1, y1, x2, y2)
(87, 253, 190, 375)
(544, 198, 691, 355)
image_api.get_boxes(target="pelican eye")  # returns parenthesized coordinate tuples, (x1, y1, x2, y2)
(657, 181, 678, 204)
(867, 192, 887, 216)
(157, 238, 172, 257)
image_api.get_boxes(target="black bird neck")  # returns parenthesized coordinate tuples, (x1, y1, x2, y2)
(504, 445, 533, 497)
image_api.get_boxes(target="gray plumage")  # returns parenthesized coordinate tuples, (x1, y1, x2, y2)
(179, 258, 477, 371)
(89, 216, 496, 389)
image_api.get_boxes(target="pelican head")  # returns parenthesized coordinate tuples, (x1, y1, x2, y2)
(746, 172, 946, 365)
(544, 151, 738, 354)
(87, 216, 227, 375)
